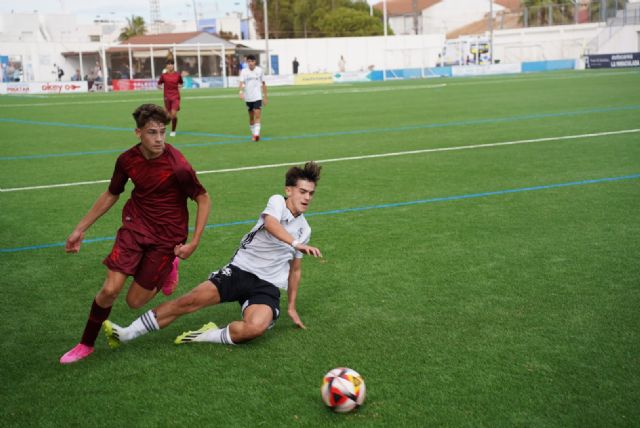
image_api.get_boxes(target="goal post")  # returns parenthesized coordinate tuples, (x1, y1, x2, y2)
(382, 45, 442, 80)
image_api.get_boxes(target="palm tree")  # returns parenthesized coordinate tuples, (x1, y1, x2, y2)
(119, 15, 146, 41)
(522, 0, 576, 26)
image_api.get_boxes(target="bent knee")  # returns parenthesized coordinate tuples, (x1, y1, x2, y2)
(125, 296, 147, 309)
(98, 284, 121, 302)
(244, 322, 269, 339)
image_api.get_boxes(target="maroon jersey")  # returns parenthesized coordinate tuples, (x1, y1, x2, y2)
(158, 72, 183, 100)
(108, 143, 205, 245)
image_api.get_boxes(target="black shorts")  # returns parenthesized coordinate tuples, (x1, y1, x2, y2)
(208, 264, 280, 322)
(246, 100, 262, 111)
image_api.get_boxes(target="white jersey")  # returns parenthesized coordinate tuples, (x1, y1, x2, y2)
(231, 194, 311, 290)
(239, 66, 264, 102)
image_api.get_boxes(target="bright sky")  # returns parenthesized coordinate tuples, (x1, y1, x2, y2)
(0, 0, 251, 24)
(0, 0, 382, 25)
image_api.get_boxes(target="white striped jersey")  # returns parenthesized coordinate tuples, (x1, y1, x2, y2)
(230, 194, 310, 289)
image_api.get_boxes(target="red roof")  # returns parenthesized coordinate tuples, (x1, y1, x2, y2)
(373, 0, 441, 16)
(446, 13, 522, 39)
(495, 0, 521, 12)
(373, 0, 521, 15)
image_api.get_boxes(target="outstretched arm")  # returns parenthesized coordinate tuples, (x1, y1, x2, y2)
(174, 192, 211, 259)
(263, 214, 322, 257)
(66, 190, 120, 253)
(287, 258, 305, 329)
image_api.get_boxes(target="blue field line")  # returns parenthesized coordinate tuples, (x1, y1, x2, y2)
(0, 138, 256, 160)
(0, 117, 247, 139)
(274, 104, 640, 141)
(1, 173, 638, 254)
(1, 104, 639, 161)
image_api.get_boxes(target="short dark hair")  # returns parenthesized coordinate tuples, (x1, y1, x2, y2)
(285, 161, 322, 187)
(132, 104, 170, 128)
(246, 54, 256, 61)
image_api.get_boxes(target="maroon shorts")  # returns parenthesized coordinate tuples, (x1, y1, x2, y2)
(103, 228, 177, 290)
(164, 97, 180, 112)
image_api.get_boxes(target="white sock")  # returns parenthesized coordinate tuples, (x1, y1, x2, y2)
(195, 325, 235, 345)
(121, 310, 159, 342)
(250, 124, 255, 135)
(254, 122, 261, 136)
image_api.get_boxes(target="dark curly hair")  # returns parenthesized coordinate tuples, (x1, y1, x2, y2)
(285, 161, 322, 186)
(132, 104, 170, 129)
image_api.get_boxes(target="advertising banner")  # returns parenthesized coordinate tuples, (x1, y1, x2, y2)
(264, 75, 294, 87)
(112, 79, 157, 91)
(585, 52, 640, 69)
(333, 71, 370, 83)
(194, 77, 225, 88)
(0, 81, 88, 95)
(451, 63, 520, 77)
(294, 73, 333, 86)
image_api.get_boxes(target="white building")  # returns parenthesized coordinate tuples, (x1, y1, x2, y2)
(373, 0, 518, 35)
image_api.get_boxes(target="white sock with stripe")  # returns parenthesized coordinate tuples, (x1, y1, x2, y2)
(121, 310, 159, 342)
(194, 325, 235, 344)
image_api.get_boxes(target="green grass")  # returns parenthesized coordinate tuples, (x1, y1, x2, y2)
(1, 69, 639, 426)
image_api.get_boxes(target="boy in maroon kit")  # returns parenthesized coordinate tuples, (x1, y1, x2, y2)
(157, 59, 183, 137)
(60, 104, 210, 364)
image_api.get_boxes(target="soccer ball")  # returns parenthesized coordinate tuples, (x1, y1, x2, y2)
(321, 367, 366, 413)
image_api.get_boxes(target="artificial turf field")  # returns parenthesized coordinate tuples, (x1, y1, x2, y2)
(1, 69, 639, 426)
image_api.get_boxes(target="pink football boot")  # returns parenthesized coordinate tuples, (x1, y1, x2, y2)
(60, 343, 94, 364)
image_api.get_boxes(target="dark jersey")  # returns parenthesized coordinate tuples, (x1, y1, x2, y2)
(158, 72, 183, 100)
(108, 143, 205, 245)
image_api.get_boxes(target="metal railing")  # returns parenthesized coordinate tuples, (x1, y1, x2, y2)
(497, 1, 639, 29)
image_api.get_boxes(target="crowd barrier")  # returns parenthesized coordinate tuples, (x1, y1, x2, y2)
(0, 81, 88, 95)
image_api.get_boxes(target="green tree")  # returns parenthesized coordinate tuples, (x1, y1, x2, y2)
(317, 7, 386, 37)
(118, 15, 146, 41)
(251, 0, 294, 38)
(587, 0, 629, 22)
(252, 0, 389, 38)
(218, 30, 239, 40)
(522, 0, 567, 26)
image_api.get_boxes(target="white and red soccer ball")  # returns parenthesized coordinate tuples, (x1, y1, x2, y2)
(321, 367, 366, 413)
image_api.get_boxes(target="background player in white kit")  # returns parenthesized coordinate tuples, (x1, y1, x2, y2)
(103, 162, 322, 347)
(239, 54, 268, 141)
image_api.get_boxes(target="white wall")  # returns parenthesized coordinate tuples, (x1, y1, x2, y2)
(0, 40, 101, 82)
(2, 20, 639, 83)
(240, 34, 446, 75)
(485, 22, 640, 64)
(595, 24, 640, 53)
(386, 0, 506, 36)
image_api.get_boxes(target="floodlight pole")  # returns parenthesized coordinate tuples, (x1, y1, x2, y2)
(192, 0, 199, 30)
(79, 50, 84, 81)
(150, 46, 155, 81)
(489, 0, 494, 64)
(128, 44, 133, 79)
(101, 45, 108, 92)
(383, 0, 388, 36)
(263, 0, 270, 75)
(383, 0, 388, 81)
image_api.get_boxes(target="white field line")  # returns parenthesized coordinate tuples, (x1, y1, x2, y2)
(0, 84, 446, 108)
(0, 69, 637, 109)
(2, 128, 638, 193)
